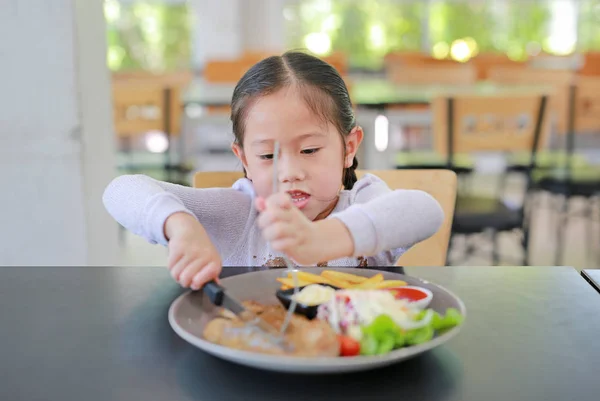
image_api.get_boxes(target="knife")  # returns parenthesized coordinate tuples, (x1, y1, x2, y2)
(203, 280, 283, 337)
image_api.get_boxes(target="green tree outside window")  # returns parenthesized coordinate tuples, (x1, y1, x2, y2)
(104, 0, 192, 72)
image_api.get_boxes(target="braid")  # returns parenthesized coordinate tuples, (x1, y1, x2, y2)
(342, 156, 358, 190)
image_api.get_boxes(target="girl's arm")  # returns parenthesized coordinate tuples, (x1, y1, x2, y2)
(102, 174, 252, 258)
(330, 174, 444, 258)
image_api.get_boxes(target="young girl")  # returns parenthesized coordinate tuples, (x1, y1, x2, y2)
(103, 51, 444, 290)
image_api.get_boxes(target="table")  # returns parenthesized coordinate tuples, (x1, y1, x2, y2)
(1, 266, 598, 401)
(183, 78, 553, 108)
(581, 269, 600, 293)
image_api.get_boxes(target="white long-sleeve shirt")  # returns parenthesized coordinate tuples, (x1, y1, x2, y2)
(102, 173, 444, 267)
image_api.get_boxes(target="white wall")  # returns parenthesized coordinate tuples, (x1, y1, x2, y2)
(189, 0, 286, 69)
(189, 0, 242, 68)
(240, 0, 286, 53)
(0, 0, 118, 265)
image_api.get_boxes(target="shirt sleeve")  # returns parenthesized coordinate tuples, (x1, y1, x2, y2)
(102, 174, 253, 258)
(330, 174, 444, 258)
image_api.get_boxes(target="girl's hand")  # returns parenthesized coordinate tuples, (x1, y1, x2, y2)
(256, 193, 319, 265)
(256, 193, 355, 265)
(164, 212, 222, 290)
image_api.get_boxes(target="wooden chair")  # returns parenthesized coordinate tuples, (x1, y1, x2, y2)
(430, 93, 550, 265)
(471, 53, 526, 80)
(487, 66, 574, 134)
(112, 84, 168, 139)
(385, 63, 478, 146)
(533, 75, 600, 265)
(580, 52, 600, 76)
(112, 70, 193, 138)
(203, 59, 255, 84)
(193, 169, 457, 267)
(241, 51, 278, 64)
(111, 74, 193, 184)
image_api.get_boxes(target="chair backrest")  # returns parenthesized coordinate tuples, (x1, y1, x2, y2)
(431, 94, 550, 163)
(580, 52, 600, 76)
(241, 51, 278, 64)
(388, 64, 477, 85)
(203, 59, 255, 83)
(193, 169, 457, 267)
(111, 71, 192, 138)
(470, 53, 526, 80)
(487, 66, 574, 133)
(572, 75, 600, 133)
(112, 83, 167, 138)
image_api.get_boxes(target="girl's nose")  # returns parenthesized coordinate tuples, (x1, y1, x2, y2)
(277, 154, 305, 184)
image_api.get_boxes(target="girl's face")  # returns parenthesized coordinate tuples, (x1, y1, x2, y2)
(232, 86, 362, 221)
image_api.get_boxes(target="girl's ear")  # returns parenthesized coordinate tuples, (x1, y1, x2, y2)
(345, 126, 364, 167)
(231, 143, 252, 179)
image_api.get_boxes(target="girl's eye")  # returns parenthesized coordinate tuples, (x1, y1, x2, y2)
(301, 148, 320, 155)
(259, 154, 273, 160)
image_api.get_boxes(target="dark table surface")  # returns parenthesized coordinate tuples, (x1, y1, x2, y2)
(1, 266, 599, 401)
(582, 269, 600, 293)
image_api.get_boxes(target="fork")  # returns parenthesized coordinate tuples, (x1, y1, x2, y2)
(272, 141, 299, 334)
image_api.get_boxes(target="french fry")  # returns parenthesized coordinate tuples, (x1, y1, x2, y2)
(328, 279, 353, 289)
(353, 273, 384, 289)
(290, 271, 352, 289)
(276, 277, 311, 288)
(321, 270, 367, 284)
(288, 271, 334, 286)
(276, 271, 403, 291)
(374, 280, 408, 289)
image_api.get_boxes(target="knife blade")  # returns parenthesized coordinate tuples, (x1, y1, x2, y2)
(203, 280, 282, 337)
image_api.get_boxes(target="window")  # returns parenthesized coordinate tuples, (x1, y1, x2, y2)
(104, 0, 192, 72)
(285, 0, 597, 70)
(284, 0, 424, 70)
(579, 0, 600, 50)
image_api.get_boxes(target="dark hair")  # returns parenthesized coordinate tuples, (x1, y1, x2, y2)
(230, 50, 358, 190)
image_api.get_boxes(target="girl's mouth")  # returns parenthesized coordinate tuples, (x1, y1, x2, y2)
(287, 190, 311, 209)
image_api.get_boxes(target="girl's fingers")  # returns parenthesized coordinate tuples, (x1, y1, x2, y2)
(167, 249, 184, 271)
(190, 262, 221, 290)
(269, 238, 297, 254)
(257, 207, 292, 229)
(178, 259, 205, 288)
(170, 255, 190, 282)
(262, 222, 293, 242)
(266, 192, 293, 210)
(255, 197, 267, 212)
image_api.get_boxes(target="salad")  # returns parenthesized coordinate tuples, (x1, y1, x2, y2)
(316, 288, 463, 357)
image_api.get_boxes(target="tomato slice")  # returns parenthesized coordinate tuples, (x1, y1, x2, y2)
(338, 335, 360, 357)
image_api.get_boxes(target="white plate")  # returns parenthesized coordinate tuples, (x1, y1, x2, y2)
(168, 268, 466, 374)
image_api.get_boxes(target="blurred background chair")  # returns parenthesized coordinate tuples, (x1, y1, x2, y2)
(531, 76, 600, 266)
(431, 93, 550, 266)
(111, 71, 193, 185)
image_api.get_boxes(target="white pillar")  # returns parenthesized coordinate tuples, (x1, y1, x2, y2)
(0, 0, 118, 265)
(189, 0, 243, 69)
(240, 0, 286, 53)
